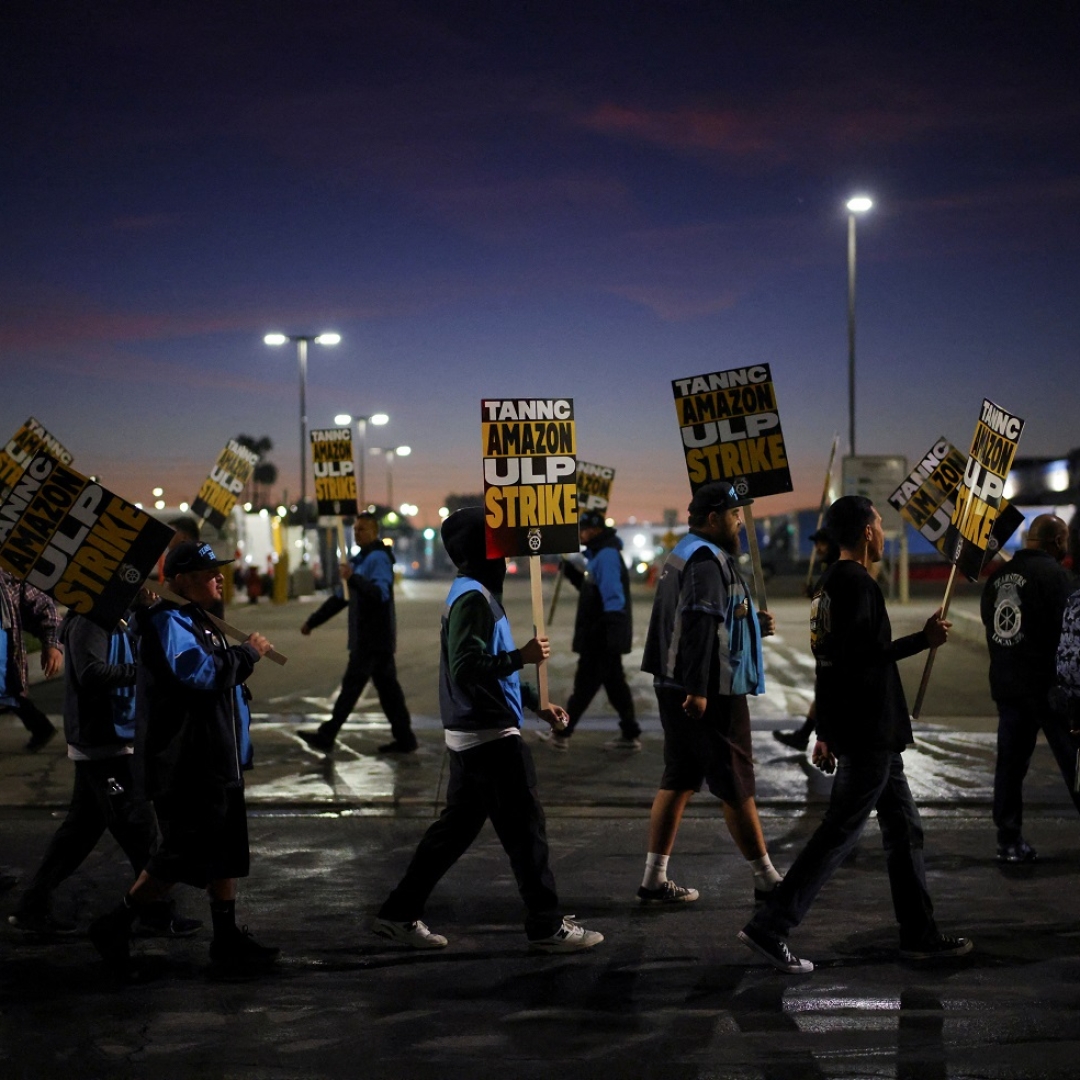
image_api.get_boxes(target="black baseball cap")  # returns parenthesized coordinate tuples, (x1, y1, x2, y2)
(164, 541, 234, 578)
(687, 481, 753, 515)
(578, 510, 607, 531)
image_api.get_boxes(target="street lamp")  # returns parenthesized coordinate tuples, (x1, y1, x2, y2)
(845, 196, 872, 456)
(371, 445, 411, 509)
(263, 332, 341, 536)
(334, 411, 389, 510)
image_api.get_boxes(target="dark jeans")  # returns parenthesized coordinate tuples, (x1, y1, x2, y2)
(320, 650, 414, 747)
(563, 646, 639, 738)
(994, 696, 1080, 845)
(6, 695, 54, 736)
(17, 756, 156, 914)
(752, 751, 937, 946)
(379, 736, 562, 939)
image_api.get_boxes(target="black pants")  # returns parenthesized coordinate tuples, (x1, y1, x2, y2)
(563, 646, 639, 738)
(6, 695, 54, 737)
(994, 696, 1080, 845)
(752, 751, 937, 947)
(320, 650, 414, 747)
(16, 756, 156, 915)
(379, 736, 562, 939)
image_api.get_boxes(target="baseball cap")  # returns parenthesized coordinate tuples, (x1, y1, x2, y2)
(578, 510, 607, 531)
(809, 528, 833, 543)
(687, 481, 753, 515)
(164, 541, 234, 578)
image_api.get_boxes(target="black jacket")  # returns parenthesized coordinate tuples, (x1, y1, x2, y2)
(60, 610, 137, 759)
(813, 560, 927, 755)
(981, 548, 1077, 701)
(133, 599, 260, 798)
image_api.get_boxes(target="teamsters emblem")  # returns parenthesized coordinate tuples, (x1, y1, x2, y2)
(527, 528, 542, 553)
(992, 579, 1023, 644)
(733, 477, 750, 497)
(119, 563, 142, 585)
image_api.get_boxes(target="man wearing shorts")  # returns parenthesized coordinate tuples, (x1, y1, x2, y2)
(637, 481, 782, 906)
(89, 542, 277, 978)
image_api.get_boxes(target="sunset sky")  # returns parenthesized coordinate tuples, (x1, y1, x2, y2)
(4, 1, 1078, 524)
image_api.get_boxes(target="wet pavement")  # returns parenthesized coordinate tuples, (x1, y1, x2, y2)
(3, 580, 1080, 1078)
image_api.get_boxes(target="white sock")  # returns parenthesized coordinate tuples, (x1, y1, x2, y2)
(750, 854, 781, 890)
(642, 852, 670, 890)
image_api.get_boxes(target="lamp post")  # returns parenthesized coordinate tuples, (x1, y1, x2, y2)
(845, 196, 872, 456)
(335, 411, 389, 510)
(263, 332, 341, 534)
(371, 445, 411, 509)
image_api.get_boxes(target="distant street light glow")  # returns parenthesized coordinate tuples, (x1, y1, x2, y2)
(847, 196, 873, 213)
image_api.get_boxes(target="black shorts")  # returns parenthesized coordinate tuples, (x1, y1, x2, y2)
(655, 686, 756, 803)
(148, 784, 250, 888)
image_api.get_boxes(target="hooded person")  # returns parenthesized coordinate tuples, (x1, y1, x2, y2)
(545, 509, 641, 751)
(371, 507, 605, 954)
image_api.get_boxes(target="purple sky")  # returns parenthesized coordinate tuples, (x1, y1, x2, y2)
(4, 1, 1079, 523)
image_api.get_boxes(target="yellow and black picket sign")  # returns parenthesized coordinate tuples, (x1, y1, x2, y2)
(482, 398, 578, 706)
(0, 452, 173, 631)
(191, 439, 260, 529)
(576, 460, 615, 513)
(310, 427, 358, 517)
(0, 417, 73, 498)
(672, 365, 793, 608)
(912, 401, 1026, 718)
(888, 436, 1024, 566)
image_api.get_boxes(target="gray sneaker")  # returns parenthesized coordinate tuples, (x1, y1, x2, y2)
(528, 916, 603, 953)
(372, 917, 448, 949)
(637, 880, 699, 904)
(604, 735, 642, 751)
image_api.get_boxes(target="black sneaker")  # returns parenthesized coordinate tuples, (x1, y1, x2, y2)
(89, 907, 133, 974)
(899, 933, 974, 961)
(738, 923, 814, 974)
(378, 740, 418, 754)
(132, 901, 203, 938)
(8, 910, 77, 935)
(772, 729, 809, 751)
(25, 724, 57, 753)
(636, 880, 699, 904)
(996, 839, 1037, 864)
(209, 926, 280, 975)
(297, 729, 335, 752)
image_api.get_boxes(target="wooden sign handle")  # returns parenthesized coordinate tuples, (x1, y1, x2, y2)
(144, 579, 288, 666)
(743, 504, 769, 612)
(529, 555, 549, 708)
(910, 563, 956, 719)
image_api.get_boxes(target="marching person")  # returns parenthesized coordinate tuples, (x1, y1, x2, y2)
(637, 481, 783, 908)
(9, 593, 200, 938)
(89, 542, 276, 978)
(981, 513, 1080, 862)
(372, 507, 604, 953)
(547, 509, 641, 751)
(297, 512, 416, 754)
(740, 496, 972, 973)
(0, 568, 63, 751)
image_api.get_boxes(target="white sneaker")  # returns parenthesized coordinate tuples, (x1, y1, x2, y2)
(371, 917, 448, 949)
(603, 735, 642, 751)
(528, 916, 604, 953)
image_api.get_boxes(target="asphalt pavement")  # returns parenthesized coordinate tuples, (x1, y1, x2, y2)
(2, 578, 1080, 1079)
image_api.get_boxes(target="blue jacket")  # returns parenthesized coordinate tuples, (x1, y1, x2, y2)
(563, 528, 632, 655)
(133, 599, 259, 798)
(306, 540, 397, 656)
(642, 532, 764, 697)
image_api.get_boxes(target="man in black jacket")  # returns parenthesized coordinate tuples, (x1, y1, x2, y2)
(548, 510, 641, 751)
(740, 496, 971, 973)
(982, 513, 1079, 862)
(297, 512, 415, 753)
(89, 542, 275, 978)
